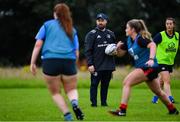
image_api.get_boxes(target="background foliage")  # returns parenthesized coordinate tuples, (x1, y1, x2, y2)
(0, 0, 179, 66)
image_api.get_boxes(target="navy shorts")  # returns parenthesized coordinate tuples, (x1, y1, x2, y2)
(141, 67, 159, 81)
(158, 64, 173, 73)
(42, 58, 77, 76)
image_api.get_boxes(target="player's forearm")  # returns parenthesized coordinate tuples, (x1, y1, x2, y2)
(31, 41, 43, 64)
(31, 48, 40, 64)
(148, 42, 156, 59)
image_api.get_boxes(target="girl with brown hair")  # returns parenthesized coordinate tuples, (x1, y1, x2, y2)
(109, 19, 179, 116)
(30, 3, 84, 121)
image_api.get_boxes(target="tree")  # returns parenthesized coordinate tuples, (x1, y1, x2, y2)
(0, 0, 179, 66)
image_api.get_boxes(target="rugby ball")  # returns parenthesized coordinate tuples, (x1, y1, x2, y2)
(105, 44, 117, 55)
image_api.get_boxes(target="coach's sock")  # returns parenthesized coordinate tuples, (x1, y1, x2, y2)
(71, 99, 78, 107)
(64, 112, 73, 121)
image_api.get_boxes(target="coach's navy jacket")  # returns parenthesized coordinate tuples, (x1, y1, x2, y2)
(84, 27, 116, 71)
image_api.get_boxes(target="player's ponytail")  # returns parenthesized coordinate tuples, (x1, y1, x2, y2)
(138, 19, 152, 41)
(127, 19, 152, 41)
(54, 3, 73, 40)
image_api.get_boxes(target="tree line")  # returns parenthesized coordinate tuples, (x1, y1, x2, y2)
(0, 0, 179, 66)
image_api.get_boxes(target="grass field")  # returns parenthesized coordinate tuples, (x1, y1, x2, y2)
(0, 67, 180, 121)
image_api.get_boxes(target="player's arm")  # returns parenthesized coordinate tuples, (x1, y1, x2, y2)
(146, 41, 156, 67)
(138, 36, 156, 67)
(30, 25, 45, 75)
(30, 40, 43, 75)
(73, 33, 79, 62)
(147, 42, 156, 59)
(115, 40, 127, 57)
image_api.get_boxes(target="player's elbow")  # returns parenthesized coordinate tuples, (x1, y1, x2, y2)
(148, 42, 156, 49)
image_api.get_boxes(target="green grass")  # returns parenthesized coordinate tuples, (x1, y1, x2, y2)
(0, 88, 180, 121)
(0, 67, 180, 121)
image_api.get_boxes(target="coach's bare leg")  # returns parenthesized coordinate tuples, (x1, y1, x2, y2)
(121, 69, 147, 104)
(44, 74, 70, 114)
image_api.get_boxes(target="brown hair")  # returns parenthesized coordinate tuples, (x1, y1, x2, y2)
(166, 17, 176, 25)
(127, 19, 152, 41)
(166, 17, 178, 39)
(166, 17, 176, 31)
(54, 3, 73, 40)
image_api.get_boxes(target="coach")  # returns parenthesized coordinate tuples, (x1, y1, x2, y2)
(84, 13, 116, 107)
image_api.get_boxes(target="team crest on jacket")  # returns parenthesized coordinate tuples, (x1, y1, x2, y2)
(97, 35, 101, 38)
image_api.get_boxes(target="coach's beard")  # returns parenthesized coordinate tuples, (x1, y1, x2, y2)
(97, 25, 106, 30)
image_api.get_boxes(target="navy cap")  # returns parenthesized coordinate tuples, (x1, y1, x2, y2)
(96, 13, 108, 21)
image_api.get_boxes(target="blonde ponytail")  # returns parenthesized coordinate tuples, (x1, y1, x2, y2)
(138, 19, 152, 41)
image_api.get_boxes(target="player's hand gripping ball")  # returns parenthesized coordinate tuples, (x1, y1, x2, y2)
(105, 43, 117, 55)
(116, 41, 126, 57)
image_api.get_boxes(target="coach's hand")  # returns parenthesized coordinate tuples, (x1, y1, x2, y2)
(88, 65, 95, 74)
(30, 63, 37, 76)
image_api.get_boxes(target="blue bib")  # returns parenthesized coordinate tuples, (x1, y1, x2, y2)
(127, 35, 158, 68)
(42, 19, 77, 59)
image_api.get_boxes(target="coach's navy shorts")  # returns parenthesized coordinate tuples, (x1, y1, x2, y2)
(42, 58, 77, 76)
(141, 67, 159, 81)
(158, 64, 173, 73)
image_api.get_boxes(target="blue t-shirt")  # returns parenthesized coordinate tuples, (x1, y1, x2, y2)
(35, 19, 79, 59)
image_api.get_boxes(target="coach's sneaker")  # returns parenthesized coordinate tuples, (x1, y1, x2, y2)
(169, 108, 179, 115)
(73, 106, 84, 120)
(91, 103, 97, 107)
(109, 109, 126, 116)
(152, 96, 158, 104)
(101, 103, 108, 107)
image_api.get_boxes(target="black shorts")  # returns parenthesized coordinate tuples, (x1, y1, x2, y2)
(42, 58, 77, 76)
(158, 64, 173, 73)
(141, 67, 159, 81)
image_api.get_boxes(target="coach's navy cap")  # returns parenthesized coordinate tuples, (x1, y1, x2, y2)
(96, 13, 108, 21)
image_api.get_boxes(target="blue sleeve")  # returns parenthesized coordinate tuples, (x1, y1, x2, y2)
(35, 25, 46, 41)
(153, 33, 162, 44)
(73, 34, 79, 50)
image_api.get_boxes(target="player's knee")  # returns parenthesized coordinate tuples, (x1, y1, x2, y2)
(48, 86, 60, 95)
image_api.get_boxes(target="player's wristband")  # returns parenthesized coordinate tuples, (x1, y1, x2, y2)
(149, 58, 154, 60)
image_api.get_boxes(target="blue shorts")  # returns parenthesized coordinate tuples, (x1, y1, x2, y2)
(42, 58, 77, 76)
